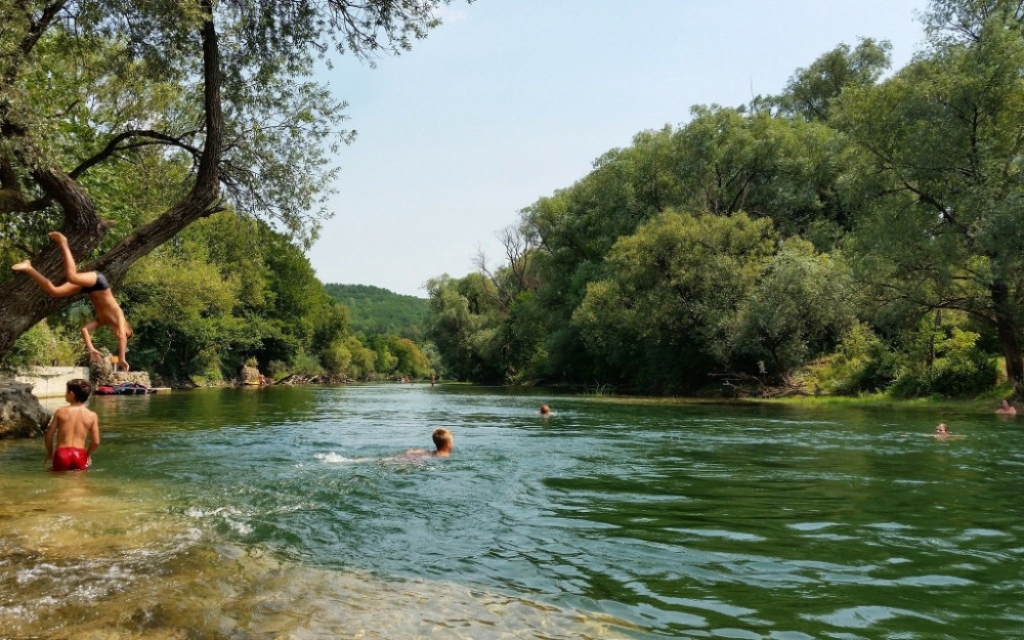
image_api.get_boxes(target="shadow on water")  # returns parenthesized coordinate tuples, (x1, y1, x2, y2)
(2, 383, 1023, 638)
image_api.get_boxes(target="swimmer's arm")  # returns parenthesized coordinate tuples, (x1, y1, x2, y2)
(85, 414, 100, 460)
(43, 411, 59, 462)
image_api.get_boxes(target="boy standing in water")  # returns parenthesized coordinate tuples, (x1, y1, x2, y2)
(12, 231, 132, 371)
(45, 379, 100, 471)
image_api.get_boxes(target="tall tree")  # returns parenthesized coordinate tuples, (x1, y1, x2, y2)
(766, 39, 892, 122)
(0, 0, 451, 365)
(836, 0, 1024, 397)
(572, 210, 777, 392)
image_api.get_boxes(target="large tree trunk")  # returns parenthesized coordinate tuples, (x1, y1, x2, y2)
(0, 4, 223, 365)
(991, 281, 1024, 399)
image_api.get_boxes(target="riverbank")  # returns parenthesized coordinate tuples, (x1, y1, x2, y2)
(560, 388, 1016, 416)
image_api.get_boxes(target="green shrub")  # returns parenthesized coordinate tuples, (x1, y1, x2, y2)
(267, 360, 289, 380)
(320, 340, 352, 376)
(889, 329, 998, 398)
(189, 348, 225, 386)
(5, 323, 51, 368)
(289, 350, 323, 377)
(3, 321, 81, 369)
(806, 323, 897, 395)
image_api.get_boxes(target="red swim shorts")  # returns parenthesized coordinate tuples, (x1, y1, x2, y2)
(51, 447, 89, 471)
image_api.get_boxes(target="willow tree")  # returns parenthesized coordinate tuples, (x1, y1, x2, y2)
(836, 0, 1024, 397)
(0, 0, 450, 364)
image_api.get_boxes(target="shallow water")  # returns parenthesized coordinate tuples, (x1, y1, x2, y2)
(1, 385, 1022, 639)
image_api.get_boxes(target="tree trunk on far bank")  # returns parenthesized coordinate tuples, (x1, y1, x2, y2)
(991, 282, 1024, 400)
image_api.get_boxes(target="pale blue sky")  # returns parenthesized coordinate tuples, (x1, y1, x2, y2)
(308, 0, 930, 297)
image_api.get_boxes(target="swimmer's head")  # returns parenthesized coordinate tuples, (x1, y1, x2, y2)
(540, 404, 551, 415)
(934, 423, 949, 435)
(432, 428, 453, 451)
(66, 378, 92, 403)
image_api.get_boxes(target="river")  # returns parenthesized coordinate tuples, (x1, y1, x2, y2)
(1, 384, 1021, 639)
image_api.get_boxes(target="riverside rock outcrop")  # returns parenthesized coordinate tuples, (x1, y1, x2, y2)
(88, 354, 152, 387)
(0, 381, 50, 439)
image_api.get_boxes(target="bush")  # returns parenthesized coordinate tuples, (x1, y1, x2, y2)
(805, 323, 897, 395)
(5, 323, 51, 369)
(889, 329, 998, 398)
(320, 340, 352, 376)
(3, 321, 81, 369)
(289, 350, 323, 377)
(267, 360, 289, 380)
(189, 348, 225, 386)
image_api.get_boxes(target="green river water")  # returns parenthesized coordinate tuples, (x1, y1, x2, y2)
(1, 384, 1022, 639)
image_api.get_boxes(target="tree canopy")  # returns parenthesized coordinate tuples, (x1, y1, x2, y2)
(425, 0, 1022, 400)
(0, 0, 453, 365)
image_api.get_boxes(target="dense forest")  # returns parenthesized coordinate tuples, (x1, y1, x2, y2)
(425, 1, 1024, 399)
(323, 284, 429, 339)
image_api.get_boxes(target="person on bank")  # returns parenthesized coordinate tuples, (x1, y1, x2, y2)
(12, 231, 132, 371)
(404, 428, 454, 458)
(45, 379, 100, 471)
(996, 400, 1017, 416)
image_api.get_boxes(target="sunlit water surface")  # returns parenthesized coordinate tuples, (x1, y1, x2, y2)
(2, 385, 1023, 639)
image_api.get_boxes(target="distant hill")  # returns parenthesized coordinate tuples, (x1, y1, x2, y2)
(324, 283, 430, 339)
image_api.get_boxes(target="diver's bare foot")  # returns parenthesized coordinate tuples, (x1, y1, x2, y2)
(11, 260, 31, 271)
(48, 231, 68, 245)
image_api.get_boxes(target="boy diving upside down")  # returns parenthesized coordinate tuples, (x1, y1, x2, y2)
(12, 231, 132, 371)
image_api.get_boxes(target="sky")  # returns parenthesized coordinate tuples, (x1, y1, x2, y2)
(307, 0, 931, 298)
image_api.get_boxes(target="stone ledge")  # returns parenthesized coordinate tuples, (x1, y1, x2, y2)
(14, 366, 91, 398)
(0, 384, 50, 439)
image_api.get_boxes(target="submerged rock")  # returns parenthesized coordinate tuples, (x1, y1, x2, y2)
(0, 382, 51, 439)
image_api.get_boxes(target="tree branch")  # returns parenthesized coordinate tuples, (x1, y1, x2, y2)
(69, 129, 203, 179)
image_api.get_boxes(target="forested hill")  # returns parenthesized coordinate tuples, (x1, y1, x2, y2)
(324, 284, 429, 338)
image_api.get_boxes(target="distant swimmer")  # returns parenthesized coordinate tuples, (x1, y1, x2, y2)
(45, 379, 100, 471)
(929, 423, 965, 439)
(403, 428, 454, 459)
(540, 404, 551, 416)
(996, 400, 1017, 417)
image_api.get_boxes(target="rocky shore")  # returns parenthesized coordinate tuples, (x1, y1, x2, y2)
(0, 380, 50, 439)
